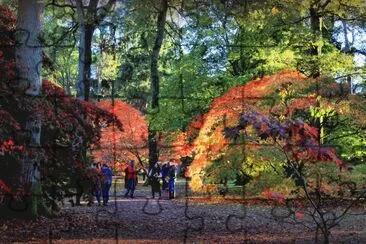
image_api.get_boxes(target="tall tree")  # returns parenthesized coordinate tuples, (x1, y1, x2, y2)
(342, 20, 353, 93)
(15, 0, 45, 217)
(148, 0, 168, 168)
(75, 0, 116, 101)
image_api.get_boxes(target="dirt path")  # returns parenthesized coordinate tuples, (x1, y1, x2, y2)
(1, 181, 366, 243)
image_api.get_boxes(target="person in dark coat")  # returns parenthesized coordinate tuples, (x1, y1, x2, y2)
(168, 164, 176, 199)
(95, 163, 103, 206)
(87, 163, 102, 206)
(161, 162, 169, 191)
(148, 163, 162, 198)
(124, 165, 129, 189)
(101, 164, 113, 205)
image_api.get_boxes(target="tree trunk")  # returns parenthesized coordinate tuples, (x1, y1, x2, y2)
(76, 0, 86, 100)
(310, 6, 322, 79)
(77, 25, 87, 100)
(342, 20, 352, 94)
(76, 0, 116, 101)
(75, 1, 100, 194)
(148, 128, 159, 168)
(82, 24, 94, 101)
(309, 4, 324, 144)
(15, 0, 45, 217)
(148, 0, 168, 169)
(322, 227, 330, 244)
(76, 0, 98, 101)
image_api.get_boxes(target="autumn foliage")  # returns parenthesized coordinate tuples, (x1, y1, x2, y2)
(0, 6, 119, 210)
(186, 71, 310, 190)
(184, 70, 361, 191)
(93, 100, 148, 172)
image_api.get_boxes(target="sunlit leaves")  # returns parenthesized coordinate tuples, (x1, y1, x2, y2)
(93, 100, 148, 169)
(186, 71, 305, 190)
(96, 52, 120, 81)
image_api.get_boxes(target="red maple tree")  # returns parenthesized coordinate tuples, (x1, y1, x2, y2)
(0, 5, 120, 211)
(92, 100, 148, 173)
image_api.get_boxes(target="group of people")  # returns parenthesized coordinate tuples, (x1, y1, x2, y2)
(89, 162, 113, 206)
(85, 160, 177, 206)
(123, 160, 177, 199)
(148, 161, 177, 199)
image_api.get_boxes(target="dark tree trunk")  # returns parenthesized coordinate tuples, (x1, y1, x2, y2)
(148, 0, 168, 169)
(76, 0, 115, 101)
(76, 0, 98, 101)
(309, 4, 324, 144)
(82, 24, 94, 101)
(310, 6, 321, 79)
(148, 128, 159, 169)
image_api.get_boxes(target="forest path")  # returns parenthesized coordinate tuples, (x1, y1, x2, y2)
(1, 182, 366, 243)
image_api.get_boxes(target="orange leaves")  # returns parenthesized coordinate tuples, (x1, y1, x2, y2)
(171, 132, 193, 158)
(0, 6, 124, 201)
(288, 97, 317, 117)
(187, 71, 306, 187)
(184, 70, 352, 191)
(93, 101, 148, 167)
(97, 100, 146, 141)
(210, 70, 305, 113)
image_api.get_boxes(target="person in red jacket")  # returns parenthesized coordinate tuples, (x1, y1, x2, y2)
(124, 160, 139, 198)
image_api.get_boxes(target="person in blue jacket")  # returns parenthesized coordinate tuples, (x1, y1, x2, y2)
(101, 164, 113, 206)
(168, 164, 176, 199)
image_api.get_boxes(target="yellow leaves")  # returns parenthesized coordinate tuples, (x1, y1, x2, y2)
(278, 86, 293, 103)
(204, 184, 218, 195)
(337, 102, 350, 115)
(189, 173, 205, 192)
(317, 46, 354, 75)
(271, 7, 280, 15)
(248, 9, 267, 29)
(97, 52, 119, 81)
(259, 48, 296, 73)
(241, 155, 266, 178)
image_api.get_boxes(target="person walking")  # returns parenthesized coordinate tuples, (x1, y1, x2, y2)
(95, 163, 103, 206)
(124, 160, 139, 198)
(87, 162, 102, 206)
(124, 163, 129, 190)
(161, 162, 169, 191)
(86, 163, 95, 206)
(148, 163, 162, 198)
(168, 164, 176, 199)
(102, 164, 112, 205)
